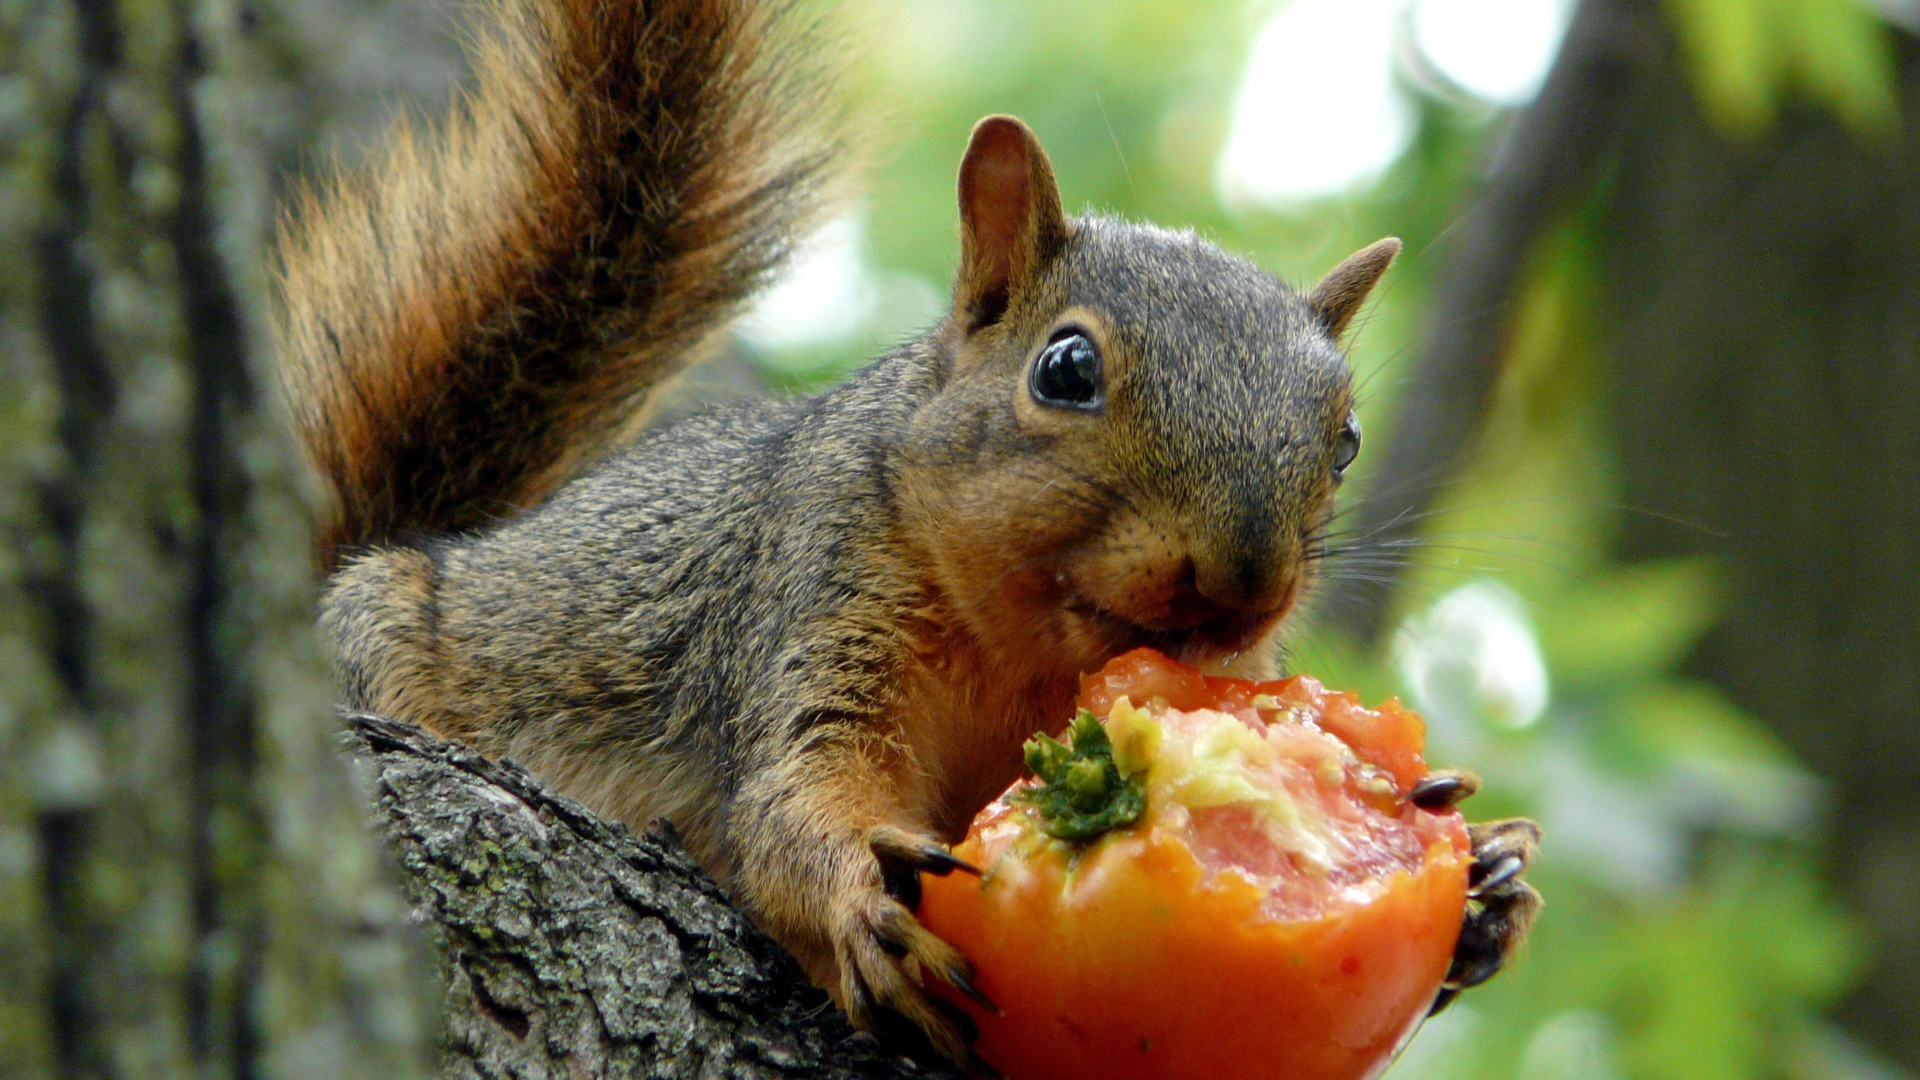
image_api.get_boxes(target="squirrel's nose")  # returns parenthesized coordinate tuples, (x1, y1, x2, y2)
(1164, 544, 1293, 624)
(1191, 503, 1292, 607)
(1160, 548, 1299, 658)
(1190, 549, 1290, 613)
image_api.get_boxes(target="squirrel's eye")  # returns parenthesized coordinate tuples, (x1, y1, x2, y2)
(1030, 331, 1103, 410)
(1332, 412, 1362, 478)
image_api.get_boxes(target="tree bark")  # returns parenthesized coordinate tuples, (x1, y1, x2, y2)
(344, 713, 949, 1080)
(1600, 30, 1920, 1069)
(0, 0, 438, 1073)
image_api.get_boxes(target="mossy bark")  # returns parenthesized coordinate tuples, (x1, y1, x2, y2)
(0, 0, 435, 1074)
(347, 714, 949, 1080)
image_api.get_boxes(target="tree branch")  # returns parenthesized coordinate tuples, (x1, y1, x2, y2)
(1325, 0, 1665, 642)
(345, 713, 957, 1080)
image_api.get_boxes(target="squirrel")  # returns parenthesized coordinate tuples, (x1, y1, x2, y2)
(276, 0, 1541, 1061)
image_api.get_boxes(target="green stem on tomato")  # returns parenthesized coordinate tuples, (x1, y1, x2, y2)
(1014, 710, 1148, 842)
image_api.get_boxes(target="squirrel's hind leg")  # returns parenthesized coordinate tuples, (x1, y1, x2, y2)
(321, 547, 463, 735)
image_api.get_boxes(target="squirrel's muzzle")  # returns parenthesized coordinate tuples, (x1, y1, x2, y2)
(1164, 549, 1301, 655)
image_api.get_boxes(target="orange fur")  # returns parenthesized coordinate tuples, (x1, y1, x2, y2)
(276, 0, 845, 569)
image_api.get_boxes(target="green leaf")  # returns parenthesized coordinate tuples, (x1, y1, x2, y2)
(1613, 680, 1819, 835)
(1585, 852, 1861, 1080)
(1663, 0, 1897, 138)
(1534, 558, 1721, 689)
(1787, 0, 1899, 136)
(1617, 680, 1794, 769)
(1666, 0, 1779, 135)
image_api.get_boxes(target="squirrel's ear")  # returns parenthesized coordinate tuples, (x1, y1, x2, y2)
(1307, 238, 1401, 341)
(955, 115, 1067, 331)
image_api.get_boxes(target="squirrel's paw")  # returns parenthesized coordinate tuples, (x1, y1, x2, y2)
(870, 823, 980, 910)
(833, 827, 993, 1068)
(1430, 816, 1542, 1016)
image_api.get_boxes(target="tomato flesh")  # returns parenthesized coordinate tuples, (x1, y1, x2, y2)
(1079, 648, 1432, 792)
(920, 648, 1472, 1080)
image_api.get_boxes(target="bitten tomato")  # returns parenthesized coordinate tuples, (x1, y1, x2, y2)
(919, 648, 1472, 1080)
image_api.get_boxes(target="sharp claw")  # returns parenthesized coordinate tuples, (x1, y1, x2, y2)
(1447, 951, 1506, 991)
(1439, 815, 1544, 1006)
(871, 827, 981, 877)
(839, 880, 985, 1068)
(1444, 882, 1541, 992)
(845, 970, 878, 1031)
(946, 967, 1001, 1015)
(1408, 771, 1480, 811)
(1471, 853, 1525, 894)
(1444, 922, 1505, 991)
(923, 850, 982, 877)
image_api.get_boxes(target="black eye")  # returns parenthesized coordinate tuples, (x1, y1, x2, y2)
(1029, 331, 1103, 410)
(1333, 412, 1361, 477)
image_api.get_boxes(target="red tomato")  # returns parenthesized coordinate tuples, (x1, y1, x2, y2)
(920, 648, 1471, 1080)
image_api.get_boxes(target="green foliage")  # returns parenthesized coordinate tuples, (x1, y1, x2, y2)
(1664, 0, 1899, 136)
(1534, 559, 1721, 690)
(1617, 856, 1859, 1080)
(1388, 849, 1861, 1080)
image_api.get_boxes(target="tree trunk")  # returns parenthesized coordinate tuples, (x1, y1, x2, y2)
(1321, 0, 1666, 640)
(1600, 30, 1920, 1071)
(0, 0, 437, 1073)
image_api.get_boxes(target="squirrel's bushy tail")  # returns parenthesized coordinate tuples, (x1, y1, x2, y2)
(276, 0, 843, 570)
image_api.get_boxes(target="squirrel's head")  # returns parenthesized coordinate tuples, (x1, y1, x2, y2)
(898, 117, 1397, 681)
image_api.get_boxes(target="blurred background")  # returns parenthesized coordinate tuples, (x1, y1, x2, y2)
(4, 0, 1919, 1076)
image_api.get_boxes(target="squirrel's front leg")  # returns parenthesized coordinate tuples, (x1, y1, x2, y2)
(728, 728, 989, 1063)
